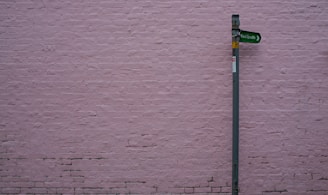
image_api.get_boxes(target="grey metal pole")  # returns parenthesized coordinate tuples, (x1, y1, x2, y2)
(232, 14, 240, 195)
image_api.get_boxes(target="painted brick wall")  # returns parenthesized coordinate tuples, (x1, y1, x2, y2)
(0, 1, 327, 195)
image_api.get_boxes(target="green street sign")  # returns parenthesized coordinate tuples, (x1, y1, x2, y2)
(239, 30, 261, 43)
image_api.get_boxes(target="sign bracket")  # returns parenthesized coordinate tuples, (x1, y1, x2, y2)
(231, 14, 240, 195)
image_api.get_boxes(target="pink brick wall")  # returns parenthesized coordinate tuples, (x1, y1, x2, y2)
(0, 1, 327, 194)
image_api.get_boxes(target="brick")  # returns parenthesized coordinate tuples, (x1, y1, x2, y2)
(185, 187, 194, 193)
(109, 187, 129, 194)
(20, 187, 47, 194)
(211, 187, 221, 193)
(194, 187, 211, 193)
(0, 1, 328, 195)
(220, 186, 231, 193)
(1, 188, 21, 194)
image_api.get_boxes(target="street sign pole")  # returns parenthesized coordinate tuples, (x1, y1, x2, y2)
(231, 15, 261, 195)
(231, 14, 240, 195)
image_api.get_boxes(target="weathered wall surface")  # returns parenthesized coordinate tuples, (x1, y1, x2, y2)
(0, 1, 327, 194)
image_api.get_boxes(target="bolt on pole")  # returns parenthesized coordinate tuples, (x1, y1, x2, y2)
(232, 14, 240, 195)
